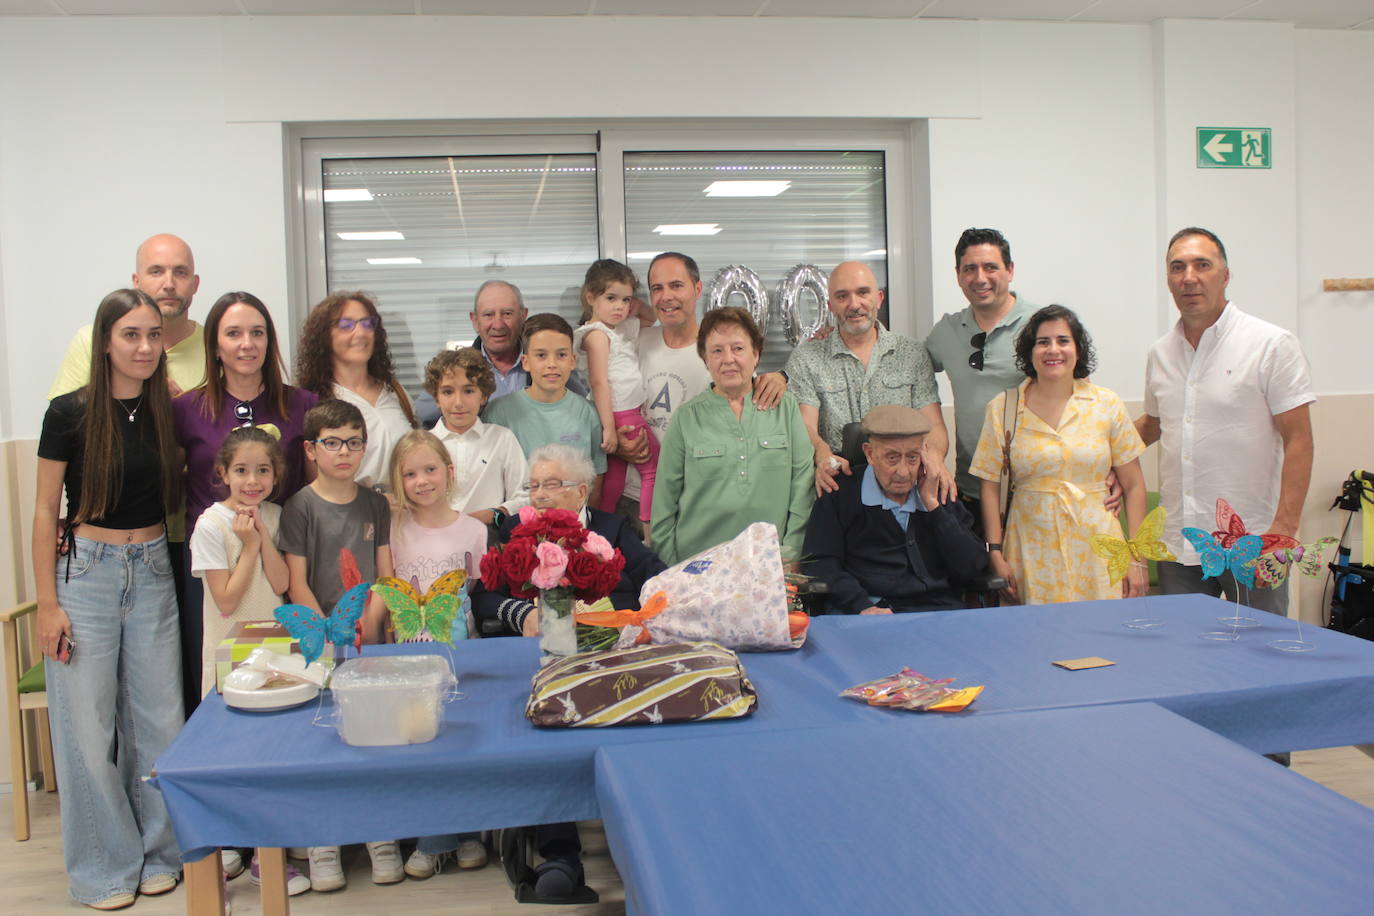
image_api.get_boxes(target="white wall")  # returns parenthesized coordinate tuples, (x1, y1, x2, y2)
(1153, 19, 1298, 334)
(926, 21, 1159, 399)
(0, 14, 1189, 437)
(6, 14, 1364, 439)
(1295, 29, 1374, 396)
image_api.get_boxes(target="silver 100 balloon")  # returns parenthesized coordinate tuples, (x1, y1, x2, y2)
(705, 263, 837, 346)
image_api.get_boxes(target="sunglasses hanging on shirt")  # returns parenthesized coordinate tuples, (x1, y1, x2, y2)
(968, 332, 988, 371)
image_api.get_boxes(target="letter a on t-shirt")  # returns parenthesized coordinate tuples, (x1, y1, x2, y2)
(649, 383, 672, 414)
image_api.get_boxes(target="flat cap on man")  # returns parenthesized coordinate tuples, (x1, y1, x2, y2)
(860, 404, 932, 438)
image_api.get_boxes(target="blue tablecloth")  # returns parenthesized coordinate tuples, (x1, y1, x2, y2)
(151, 635, 857, 859)
(151, 594, 1374, 860)
(799, 593, 1374, 753)
(595, 703, 1374, 916)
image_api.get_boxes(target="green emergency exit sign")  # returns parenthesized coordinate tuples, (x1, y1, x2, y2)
(1196, 127, 1271, 169)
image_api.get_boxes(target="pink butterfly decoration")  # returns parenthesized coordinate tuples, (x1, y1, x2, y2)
(1211, 498, 1299, 555)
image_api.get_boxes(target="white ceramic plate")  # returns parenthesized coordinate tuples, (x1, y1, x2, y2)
(223, 680, 321, 712)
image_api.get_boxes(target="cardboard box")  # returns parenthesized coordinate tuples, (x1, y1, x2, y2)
(214, 620, 335, 693)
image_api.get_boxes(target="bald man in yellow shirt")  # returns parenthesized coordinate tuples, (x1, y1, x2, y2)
(48, 233, 206, 398)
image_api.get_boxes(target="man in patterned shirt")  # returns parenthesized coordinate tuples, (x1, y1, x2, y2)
(784, 260, 952, 496)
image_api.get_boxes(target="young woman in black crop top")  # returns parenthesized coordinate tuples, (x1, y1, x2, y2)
(33, 288, 186, 909)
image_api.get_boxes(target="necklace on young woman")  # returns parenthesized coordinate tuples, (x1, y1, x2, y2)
(115, 394, 144, 423)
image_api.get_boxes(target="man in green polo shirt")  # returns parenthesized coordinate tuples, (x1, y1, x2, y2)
(923, 229, 1031, 534)
(48, 232, 206, 398)
(925, 228, 1117, 535)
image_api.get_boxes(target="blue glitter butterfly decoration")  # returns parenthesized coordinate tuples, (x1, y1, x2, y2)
(273, 582, 371, 665)
(1181, 528, 1263, 588)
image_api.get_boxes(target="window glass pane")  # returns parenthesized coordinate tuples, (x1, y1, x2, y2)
(323, 154, 599, 397)
(623, 150, 887, 372)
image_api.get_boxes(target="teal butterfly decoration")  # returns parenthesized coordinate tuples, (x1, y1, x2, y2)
(273, 581, 370, 665)
(1181, 528, 1263, 588)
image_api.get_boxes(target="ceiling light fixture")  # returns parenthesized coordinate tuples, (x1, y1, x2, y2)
(367, 257, 422, 265)
(861, 248, 888, 258)
(336, 231, 405, 241)
(324, 188, 374, 202)
(703, 180, 791, 197)
(653, 224, 722, 236)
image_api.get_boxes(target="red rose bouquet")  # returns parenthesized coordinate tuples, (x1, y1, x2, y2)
(480, 507, 627, 661)
(479, 507, 625, 603)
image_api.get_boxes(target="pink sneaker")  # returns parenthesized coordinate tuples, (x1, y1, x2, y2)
(249, 856, 311, 896)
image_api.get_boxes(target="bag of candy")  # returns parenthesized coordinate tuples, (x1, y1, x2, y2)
(841, 667, 983, 713)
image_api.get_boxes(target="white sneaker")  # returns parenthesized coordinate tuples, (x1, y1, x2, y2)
(404, 849, 442, 879)
(366, 841, 405, 884)
(222, 849, 245, 880)
(308, 846, 345, 892)
(457, 839, 489, 870)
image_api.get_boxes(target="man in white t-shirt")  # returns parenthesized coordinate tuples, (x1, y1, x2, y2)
(614, 252, 785, 528)
(1136, 227, 1315, 615)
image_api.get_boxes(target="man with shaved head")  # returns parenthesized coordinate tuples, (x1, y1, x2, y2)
(783, 260, 953, 497)
(48, 233, 205, 397)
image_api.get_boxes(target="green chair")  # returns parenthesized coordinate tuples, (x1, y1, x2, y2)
(3, 601, 57, 841)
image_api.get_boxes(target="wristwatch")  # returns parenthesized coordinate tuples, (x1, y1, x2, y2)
(985, 542, 1002, 552)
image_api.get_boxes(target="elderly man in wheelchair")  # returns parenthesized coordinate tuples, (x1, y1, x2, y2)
(802, 405, 996, 614)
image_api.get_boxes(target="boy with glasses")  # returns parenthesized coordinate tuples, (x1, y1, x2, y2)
(277, 399, 401, 890)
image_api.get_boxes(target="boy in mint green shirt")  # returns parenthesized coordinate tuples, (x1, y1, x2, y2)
(484, 313, 606, 504)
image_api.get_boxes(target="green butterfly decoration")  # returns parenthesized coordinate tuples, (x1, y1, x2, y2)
(372, 569, 467, 645)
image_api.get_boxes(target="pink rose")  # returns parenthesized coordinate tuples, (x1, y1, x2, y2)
(530, 541, 569, 590)
(583, 531, 614, 561)
(518, 505, 540, 526)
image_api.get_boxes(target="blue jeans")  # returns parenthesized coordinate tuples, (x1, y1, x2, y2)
(417, 830, 480, 855)
(46, 535, 185, 904)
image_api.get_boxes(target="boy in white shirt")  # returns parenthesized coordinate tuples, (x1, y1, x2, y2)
(424, 347, 528, 529)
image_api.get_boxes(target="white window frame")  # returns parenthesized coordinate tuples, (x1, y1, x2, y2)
(288, 119, 922, 341)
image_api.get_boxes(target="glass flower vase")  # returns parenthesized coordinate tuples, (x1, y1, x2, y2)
(538, 585, 577, 663)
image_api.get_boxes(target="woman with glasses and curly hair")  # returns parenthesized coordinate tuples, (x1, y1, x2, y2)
(970, 304, 1149, 605)
(294, 291, 417, 492)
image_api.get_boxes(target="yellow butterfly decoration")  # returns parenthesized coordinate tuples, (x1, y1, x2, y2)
(371, 569, 467, 644)
(1090, 505, 1177, 585)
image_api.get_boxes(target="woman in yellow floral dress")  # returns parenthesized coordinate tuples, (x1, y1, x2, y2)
(971, 305, 1149, 604)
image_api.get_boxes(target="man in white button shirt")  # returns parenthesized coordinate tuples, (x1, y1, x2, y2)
(1136, 227, 1315, 614)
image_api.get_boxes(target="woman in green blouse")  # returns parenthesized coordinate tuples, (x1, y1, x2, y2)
(650, 307, 816, 566)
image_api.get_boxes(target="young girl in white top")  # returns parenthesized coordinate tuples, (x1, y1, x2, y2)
(573, 258, 659, 523)
(189, 426, 311, 894)
(189, 425, 290, 696)
(388, 430, 488, 642)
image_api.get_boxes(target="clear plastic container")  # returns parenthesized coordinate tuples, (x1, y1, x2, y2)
(329, 655, 456, 746)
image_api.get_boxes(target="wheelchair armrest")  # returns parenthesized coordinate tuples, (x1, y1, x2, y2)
(967, 572, 1007, 593)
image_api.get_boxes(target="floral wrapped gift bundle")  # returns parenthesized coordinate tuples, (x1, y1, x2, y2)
(480, 507, 627, 661)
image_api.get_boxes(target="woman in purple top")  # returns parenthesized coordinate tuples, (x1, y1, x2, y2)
(172, 291, 317, 713)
